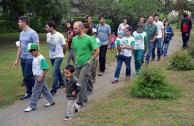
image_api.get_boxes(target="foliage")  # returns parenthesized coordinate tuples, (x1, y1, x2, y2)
(169, 51, 194, 71)
(131, 67, 180, 99)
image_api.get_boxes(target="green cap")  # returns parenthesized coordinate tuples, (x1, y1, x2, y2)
(25, 43, 38, 52)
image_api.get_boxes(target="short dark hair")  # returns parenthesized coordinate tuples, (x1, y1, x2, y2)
(137, 23, 143, 28)
(46, 21, 56, 29)
(99, 16, 105, 20)
(154, 13, 159, 17)
(65, 65, 75, 73)
(19, 16, 30, 25)
(83, 23, 93, 36)
(126, 26, 133, 32)
(183, 13, 188, 18)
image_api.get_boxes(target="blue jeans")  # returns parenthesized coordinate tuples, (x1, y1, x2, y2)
(114, 55, 131, 80)
(162, 41, 170, 55)
(146, 42, 153, 62)
(66, 48, 75, 67)
(50, 58, 65, 92)
(152, 38, 162, 60)
(20, 58, 35, 95)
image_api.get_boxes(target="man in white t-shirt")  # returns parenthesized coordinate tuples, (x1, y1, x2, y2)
(152, 14, 164, 61)
(45, 21, 67, 95)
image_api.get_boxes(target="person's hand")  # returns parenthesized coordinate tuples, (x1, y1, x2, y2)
(64, 88, 67, 93)
(150, 39, 154, 43)
(14, 60, 19, 67)
(37, 76, 43, 83)
(162, 38, 164, 42)
(107, 44, 110, 49)
(72, 91, 77, 96)
(88, 59, 92, 65)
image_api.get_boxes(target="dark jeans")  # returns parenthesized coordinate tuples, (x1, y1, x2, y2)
(50, 58, 65, 92)
(20, 58, 35, 95)
(152, 38, 162, 60)
(114, 55, 131, 80)
(99, 45, 108, 72)
(146, 42, 153, 62)
(182, 32, 190, 48)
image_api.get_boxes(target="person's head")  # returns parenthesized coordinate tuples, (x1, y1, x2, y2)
(154, 13, 159, 21)
(73, 21, 84, 35)
(125, 26, 132, 36)
(117, 31, 124, 38)
(139, 17, 145, 24)
(92, 28, 97, 37)
(45, 21, 56, 33)
(26, 43, 39, 56)
(164, 20, 169, 27)
(66, 20, 74, 29)
(148, 16, 154, 24)
(64, 65, 75, 79)
(99, 16, 105, 24)
(83, 23, 93, 36)
(18, 16, 30, 29)
(87, 16, 93, 24)
(137, 23, 143, 32)
(183, 13, 189, 19)
(123, 19, 127, 25)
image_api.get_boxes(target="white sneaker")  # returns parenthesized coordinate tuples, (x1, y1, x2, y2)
(45, 102, 55, 107)
(24, 106, 35, 112)
(64, 116, 73, 121)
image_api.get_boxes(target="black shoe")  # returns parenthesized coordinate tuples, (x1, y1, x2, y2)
(20, 94, 31, 100)
(51, 90, 58, 96)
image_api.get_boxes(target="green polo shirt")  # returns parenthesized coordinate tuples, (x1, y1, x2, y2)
(143, 23, 158, 42)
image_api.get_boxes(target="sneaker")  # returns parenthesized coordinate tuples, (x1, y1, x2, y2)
(98, 71, 103, 76)
(51, 90, 58, 96)
(111, 80, 118, 84)
(75, 105, 81, 113)
(20, 94, 31, 100)
(24, 106, 36, 112)
(39, 94, 43, 99)
(45, 102, 55, 107)
(64, 116, 73, 121)
(125, 77, 130, 81)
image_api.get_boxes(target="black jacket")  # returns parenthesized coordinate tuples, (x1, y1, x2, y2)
(65, 76, 81, 100)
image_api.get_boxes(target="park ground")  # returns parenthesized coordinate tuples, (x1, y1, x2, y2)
(0, 29, 194, 126)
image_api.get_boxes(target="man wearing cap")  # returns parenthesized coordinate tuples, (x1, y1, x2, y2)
(14, 16, 40, 100)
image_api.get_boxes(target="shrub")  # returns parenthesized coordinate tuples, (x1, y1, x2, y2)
(169, 51, 194, 71)
(131, 67, 180, 99)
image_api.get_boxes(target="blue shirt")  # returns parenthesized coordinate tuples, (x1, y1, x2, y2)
(20, 28, 39, 59)
(96, 23, 111, 45)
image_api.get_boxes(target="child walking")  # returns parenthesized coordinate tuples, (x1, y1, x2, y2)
(63, 65, 81, 121)
(24, 43, 55, 112)
(110, 32, 117, 50)
(112, 26, 135, 83)
(132, 23, 148, 75)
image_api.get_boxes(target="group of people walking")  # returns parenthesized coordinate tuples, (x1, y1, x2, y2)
(13, 12, 191, 120)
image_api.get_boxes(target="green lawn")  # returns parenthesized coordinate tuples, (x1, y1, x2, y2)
(0, 32, 117, 108)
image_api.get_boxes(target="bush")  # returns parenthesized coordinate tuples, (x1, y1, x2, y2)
(169, 51, 194, 71)
(131, 67, 180, 99)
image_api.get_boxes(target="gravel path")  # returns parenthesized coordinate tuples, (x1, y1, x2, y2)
(0, 35, 182, 126)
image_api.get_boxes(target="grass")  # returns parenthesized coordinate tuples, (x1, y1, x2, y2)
(0, 32, 117, 108)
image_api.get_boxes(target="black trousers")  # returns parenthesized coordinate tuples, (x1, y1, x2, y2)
(182, 32, 190, 48)
(99, 45, 108, 72)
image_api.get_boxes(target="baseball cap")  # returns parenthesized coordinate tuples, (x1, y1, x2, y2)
(25, 43, 38, 52)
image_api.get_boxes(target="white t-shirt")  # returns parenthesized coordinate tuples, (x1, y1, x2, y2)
(32, 54, 49, 76)
(116, 36, 135, 57)
(46, 32, 66, 59)
(117, 23, 129, 34)
(154, 20, 164, 38)
(133, 31, 147, 50)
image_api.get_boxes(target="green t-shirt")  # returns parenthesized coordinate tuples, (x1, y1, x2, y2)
(71, 35, 97, 66)
(143, 23, 158, 42)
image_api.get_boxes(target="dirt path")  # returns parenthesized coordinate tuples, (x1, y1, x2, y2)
(0, 35, 182, 126)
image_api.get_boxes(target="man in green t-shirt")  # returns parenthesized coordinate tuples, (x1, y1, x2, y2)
(71, 21, 99, 107)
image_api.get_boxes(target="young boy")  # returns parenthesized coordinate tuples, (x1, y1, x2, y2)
(24, 43, 55, 112)
(110, 32, 117, 50)
(63, 65, 81, 121)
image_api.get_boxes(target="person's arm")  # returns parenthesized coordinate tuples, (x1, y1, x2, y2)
(14, 46, 22, 67)
(162, 29, 164, 42)
(151, 25, 158, 42)
(144, 35, 148, 52)
(37, 58, 49, 83)
(88, 48, 100, 64)
(63, 44, 66, 55)
(72, 80, 81, 96)
(37, 70, 48, 83)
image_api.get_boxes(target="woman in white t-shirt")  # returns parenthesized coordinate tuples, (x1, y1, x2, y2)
(117, 19, 129, 36)
(112, 26, 135, 83)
